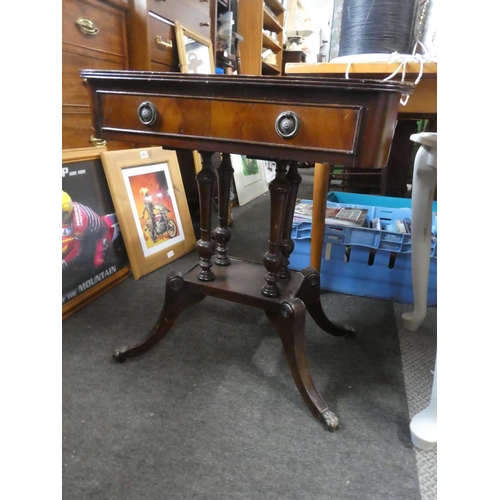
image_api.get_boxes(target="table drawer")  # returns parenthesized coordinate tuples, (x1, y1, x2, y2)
(98, 93, 363, 155)
(63, 0, 127, 56)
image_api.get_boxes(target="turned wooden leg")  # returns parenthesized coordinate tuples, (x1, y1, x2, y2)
(262, 159, 290, 298)
(214, 152, 233, 266)
(266, 298, 339, 431)
(279, 161, 302, 279)
(196, 151, 217, 281)
(311, 163, 330, 273)
(113, 273, 206, 362)
(297, 267, 356, 338)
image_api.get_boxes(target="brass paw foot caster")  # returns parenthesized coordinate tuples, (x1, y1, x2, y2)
(341, 325, 357, 339)
(112, 347, 129, 363)
(321, 409, 339, 431)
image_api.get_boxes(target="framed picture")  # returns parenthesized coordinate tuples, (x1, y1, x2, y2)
(100, 147, 196, 280)
(62, 147, 131, 319)
(175, 21, 215, 74)
(230, 155, 269, 206)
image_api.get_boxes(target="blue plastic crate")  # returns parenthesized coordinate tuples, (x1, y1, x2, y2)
(327, 191, 438, 213)
(289, 195, 437, 305)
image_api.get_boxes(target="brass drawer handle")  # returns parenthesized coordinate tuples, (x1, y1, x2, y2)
(138, 101, 158, 126)
(275, 111, 300, 139)
(76, 17, 99, 36)
(156, 35, 173, 48)
(90, 135, 107, 147)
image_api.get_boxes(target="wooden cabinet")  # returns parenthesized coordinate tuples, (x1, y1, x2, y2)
(127, 0, 211, 72)
(62, 0, 130, 150)
(238, 0, 285, 75)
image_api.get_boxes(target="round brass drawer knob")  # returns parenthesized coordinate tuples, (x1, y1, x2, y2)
(138, 101, 158, 126)
(275, 111, 300, 139)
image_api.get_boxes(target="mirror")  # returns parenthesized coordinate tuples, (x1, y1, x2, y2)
(175, 22, 215, 75)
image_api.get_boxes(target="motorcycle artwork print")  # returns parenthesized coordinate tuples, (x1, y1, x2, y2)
(122, 162, 185, 258)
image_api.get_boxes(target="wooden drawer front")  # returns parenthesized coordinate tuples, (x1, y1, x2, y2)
(63, 0, 126, 56)
(150, 60, 178, 72)
(62, 109, 99, 149)
(63, 48, 126, 105)
(148, 14, 177, 68)
(62, 107, 130, 150)
(148, 0, 210, 38)
(98, 93, 363, 154)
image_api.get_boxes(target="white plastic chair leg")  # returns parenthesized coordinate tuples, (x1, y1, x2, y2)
(402, 133, 437, 332)
(410, 357, 437, 450)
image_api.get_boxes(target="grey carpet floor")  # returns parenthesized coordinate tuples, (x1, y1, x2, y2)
(62, 168, 436, 499)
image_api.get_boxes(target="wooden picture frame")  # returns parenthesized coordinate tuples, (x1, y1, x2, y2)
(175, 21, 215, 74)
(100, 147, 196, 280)
(62, 147, 131, 319)
(231, 154, 269, 206)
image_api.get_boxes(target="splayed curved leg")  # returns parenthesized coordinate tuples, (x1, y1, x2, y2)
(266, 297, 339, 431)
(113, 273, 205, 362)
(297, 266, 355, 338)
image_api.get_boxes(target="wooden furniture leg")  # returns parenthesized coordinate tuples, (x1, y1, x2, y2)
(297, 267, 355, 337)
(196, 151, 217, 281)
(311, 163, 330, 272)
(266, 297, 340, 431)
(213, 152, 233, 266)
(262, 159, 290, 297)
(279, 161, 301, 279)
(277, 164, 356, 337)
(113, 273, 206, 362)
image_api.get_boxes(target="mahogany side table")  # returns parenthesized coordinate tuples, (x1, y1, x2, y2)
(81, 70, 413, 431)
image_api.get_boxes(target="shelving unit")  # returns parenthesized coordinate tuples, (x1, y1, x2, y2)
(211, 0, 243, 74)
(238, 0, 285, 75)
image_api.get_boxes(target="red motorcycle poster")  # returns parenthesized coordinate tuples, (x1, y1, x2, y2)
(62, 148, 130, 318)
